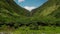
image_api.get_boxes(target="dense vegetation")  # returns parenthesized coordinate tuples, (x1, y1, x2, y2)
(0, 0, 60, 33)
(31, 0, 60, 26)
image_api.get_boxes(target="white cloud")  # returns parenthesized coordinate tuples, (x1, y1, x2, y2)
(24, 6, 36, 11)
(18, 0, 25, 3)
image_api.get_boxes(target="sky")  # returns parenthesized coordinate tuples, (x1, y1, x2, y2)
(14, 0, 48, 11)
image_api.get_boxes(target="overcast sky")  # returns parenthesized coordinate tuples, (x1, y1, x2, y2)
(14, 0, 48, 11)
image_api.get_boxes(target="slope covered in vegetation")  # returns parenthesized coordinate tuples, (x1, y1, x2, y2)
(0, 0, 30, 24)
(0, 0, 60, 30)
(31, 0, 60, 25)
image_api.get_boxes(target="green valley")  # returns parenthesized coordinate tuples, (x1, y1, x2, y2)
(0, 0, 60, 34)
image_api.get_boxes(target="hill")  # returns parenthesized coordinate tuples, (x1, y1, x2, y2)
(0, 0, 30, 24)
(30, 0, 60, 26)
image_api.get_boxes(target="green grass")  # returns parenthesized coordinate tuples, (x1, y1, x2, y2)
(0, 26, 60, 34)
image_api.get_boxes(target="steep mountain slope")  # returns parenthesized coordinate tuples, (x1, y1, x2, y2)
(30, 0, 60, 25)
(0, 0, 30, 16)
(32, 0, 60, 17)
(0, 0, 30, 23)
(50, 6, 60, 18)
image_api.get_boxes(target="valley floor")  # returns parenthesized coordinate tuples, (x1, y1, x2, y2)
(0, 26, 60, 34)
